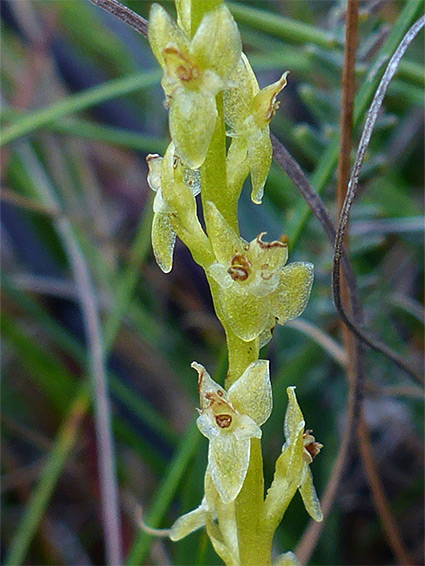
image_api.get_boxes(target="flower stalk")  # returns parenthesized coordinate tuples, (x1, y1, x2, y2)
(144, 0, 323, 563)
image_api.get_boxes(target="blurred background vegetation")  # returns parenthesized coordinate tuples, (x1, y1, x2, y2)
(1, 0, 424, 564)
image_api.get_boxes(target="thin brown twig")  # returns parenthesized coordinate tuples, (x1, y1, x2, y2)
(332, 15, 425, 385)
(17, 145, 123, 566)
(358, 417, 414, 565)
(336, 3, 413, 564)
(271, 137, 421, 384)
(296, 3, 362, 561)
(88, 0, 148, 38)
(296, 11, 424, 566)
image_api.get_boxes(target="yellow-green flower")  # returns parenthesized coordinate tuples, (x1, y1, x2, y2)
(224, 53, 288, 203)
(265, 387, 323, 527)
(146, 143, 200, 272)
(193, 359, 272, 503)
(206, 201, 314, 342)
(149, 3, 241, 168)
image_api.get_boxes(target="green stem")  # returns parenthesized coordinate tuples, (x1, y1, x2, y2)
(189, 1, 268, 562)
(201, 94, 239, 233)
(225, 329, 259, 389)
(235, 439, 272, 566)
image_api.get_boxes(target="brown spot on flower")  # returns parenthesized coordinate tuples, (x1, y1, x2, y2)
(260, 271, 273, 281)
(216, 414, 232, 428)
(163, 46, 199, 82)
(303, 429, 323, 460)
(228, 254, 252, 281)
(265, 98, 280, 122)
(205, 391, 229, 412)
(256, 232, 286, 249)
(197, 367, 206, 395)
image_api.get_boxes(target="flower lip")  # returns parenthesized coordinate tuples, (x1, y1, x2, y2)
(228, 253, 252, 281)
(303, 429, 323, 462)
(163, 45, 200, 83)
(256, 231, 288, 249)
(215, 414, 233, 429)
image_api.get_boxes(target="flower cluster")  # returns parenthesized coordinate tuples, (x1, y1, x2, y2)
(143, 1, 322, 564)
(169, 378, 322, 566)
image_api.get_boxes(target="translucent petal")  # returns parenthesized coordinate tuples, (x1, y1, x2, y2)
(208, 262, 233, 289)
(247, 127, 272, 204)
(284, 386, 305, 443)
(146, 153, 162, 193)
(192, 361, 227, 408)
(226, 136, 249, 195)
(264, 416, 305, 524)
(159, 142, 198, 218)
(248, 271, 280, 298)
(148, 4, 189, 68)
(233, 414, 262, 441)
(228, 360, 272, 426)
(209, 433, 250, 503)
(169, 497, 209, 541)
(299, 467, 323, 522)
(204, 201, 243, 264)
(224, 53, 259, 131)
(219, 286, 270, 342)
(248, 232, 288, 274)
(153, 189, 170, 214)
(273, 551, 301, 566)
(190, 5, 241, 80)
(197, 413, 220, 441)
(169, 88, 217, 168)
(252, 72, 288, 128)
(273, 262, 314, 325)
(205, 514, 239, 566)
(151, 212, 176, 273)
(258, 316, 275, 348)
(183, 166, 201, 197)
(160, 142, 176, 190)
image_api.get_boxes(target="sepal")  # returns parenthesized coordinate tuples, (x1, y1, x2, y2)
(151, 212, 176, 273)
(273, 262, 314, 325)
(264, 387, 323, 529)
(190, 5, 241, 80)
(148, 4, 189, 68)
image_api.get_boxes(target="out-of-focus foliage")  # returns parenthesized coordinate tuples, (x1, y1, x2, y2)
(1, 1, 423, 565)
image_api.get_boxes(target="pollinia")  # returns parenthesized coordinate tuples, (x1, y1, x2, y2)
(146, 1, 323, 563)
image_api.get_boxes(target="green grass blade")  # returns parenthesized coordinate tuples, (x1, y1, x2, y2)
(1, 70, 160, 147)
(286, 0, 424, 247)
(125, 350, 228, 564)
(228, 2, 338, 49)
(126, 422, 201, 565)
(4, 381, 91, 566)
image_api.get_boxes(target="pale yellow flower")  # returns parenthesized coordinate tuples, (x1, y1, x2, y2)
(193, 359, 272, 503)
(206, 202, 314, 342)
(149, 3, 241, 168)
